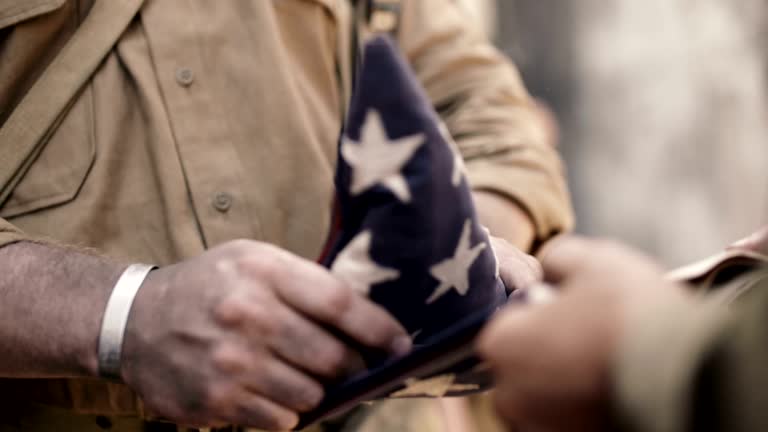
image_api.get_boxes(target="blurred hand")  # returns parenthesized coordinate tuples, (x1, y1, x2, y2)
(120, 240, 410, 430)
(729, 225, 768, 253)
(490, 236, 543, 292)
(478, 236, 687, 432)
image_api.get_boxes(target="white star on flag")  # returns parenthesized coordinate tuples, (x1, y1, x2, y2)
(426, 219, 487, 304)
(389, 374, 480, 398)
(331, 230, 400, 296)
(341, 110, 424, 202)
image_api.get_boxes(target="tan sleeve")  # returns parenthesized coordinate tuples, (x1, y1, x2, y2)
(397, 0, 574, 241)
(613, 291, 730, 432)
(613, 268, 768, 432)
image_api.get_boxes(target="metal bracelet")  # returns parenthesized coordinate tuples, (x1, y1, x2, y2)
(97, 263, 157, 379)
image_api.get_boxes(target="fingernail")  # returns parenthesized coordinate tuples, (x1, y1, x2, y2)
(391, 336, 412, 355)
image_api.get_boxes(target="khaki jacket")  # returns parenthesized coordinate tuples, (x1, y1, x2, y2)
(615, 259, 768, 432)
(0, 0, 573, 426)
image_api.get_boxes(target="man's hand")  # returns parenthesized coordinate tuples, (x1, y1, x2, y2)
(478, 236, 688, 432)
(490, 236, 542, 292)
(121, 240, 410, 430)
(475, 191, 543, 291)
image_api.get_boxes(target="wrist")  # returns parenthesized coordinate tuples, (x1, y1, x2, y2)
(76, 259, 127, 378)
(473, 190, 536, 251)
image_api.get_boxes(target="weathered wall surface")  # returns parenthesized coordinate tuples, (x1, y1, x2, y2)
(498, 1, 768, 266)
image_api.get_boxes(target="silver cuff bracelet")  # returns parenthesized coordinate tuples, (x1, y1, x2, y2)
(97, 263, 157, 379)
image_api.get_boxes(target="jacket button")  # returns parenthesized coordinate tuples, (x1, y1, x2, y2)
(213, 192, 233, 212)
(175, 67, 194, 87)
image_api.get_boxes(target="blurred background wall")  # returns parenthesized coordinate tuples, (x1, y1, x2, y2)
(491, 0, 768, 267)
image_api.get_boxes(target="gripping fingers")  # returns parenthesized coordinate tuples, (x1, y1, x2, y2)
(242, 358, 325, 412)
(211, 343, 325, 412)
(237, 299, 359, 379)
(271, 259, 411, 355)
(227, 388, 299, 431)
(272, 305, 358, 378)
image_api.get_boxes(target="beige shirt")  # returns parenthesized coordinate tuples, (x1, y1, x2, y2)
(0, 0, 573, 419)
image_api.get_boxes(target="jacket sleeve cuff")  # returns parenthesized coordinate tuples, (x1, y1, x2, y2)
(612, 292, 729, 432)
(466, 160, 574, 244)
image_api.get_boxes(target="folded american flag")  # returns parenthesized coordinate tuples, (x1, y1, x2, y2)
(303, 35, 508, 426)
(320, 35, 507, 341)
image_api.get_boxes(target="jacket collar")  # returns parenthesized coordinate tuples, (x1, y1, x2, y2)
(0, 0, 66, 29)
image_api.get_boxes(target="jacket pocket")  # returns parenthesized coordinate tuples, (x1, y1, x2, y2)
(0, 84, 95, 218)
(274, 0, 341, 27)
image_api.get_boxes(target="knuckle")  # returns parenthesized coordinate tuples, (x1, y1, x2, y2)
(321, 284, 353, 318)
(237, 251, 283, 286)
(282, 377, 324, 412)
(258, 313, 284, 340)
(215, 294, 278, 334)
(241, 302, 280, 339)
(316, 343, 347, 375)
(300, 381, 325, 410)
(213, 296, 247, 325)
(211, 345, 247, 373)
(257, 364, 324, 412)
(360, 318, 394, 346)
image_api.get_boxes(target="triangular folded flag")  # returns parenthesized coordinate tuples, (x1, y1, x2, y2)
(300, 35, 508, 427)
